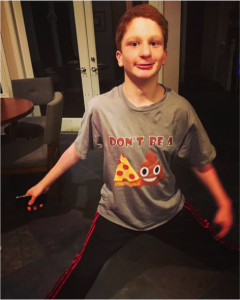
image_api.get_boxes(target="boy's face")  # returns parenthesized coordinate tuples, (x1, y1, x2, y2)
(116, 17, 167, 82)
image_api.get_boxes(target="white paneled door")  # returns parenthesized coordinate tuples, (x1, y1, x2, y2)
(9, 1, 104, 131)
(14, 0, 127, 131)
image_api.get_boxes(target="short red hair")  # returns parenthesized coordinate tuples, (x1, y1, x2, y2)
(116, 4, 168, 51)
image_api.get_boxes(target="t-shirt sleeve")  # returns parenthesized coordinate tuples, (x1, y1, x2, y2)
(74, 100, 103, 159)
(177, 114, 216, 167)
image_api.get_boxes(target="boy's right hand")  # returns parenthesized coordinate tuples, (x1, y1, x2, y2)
(26, 184, 50, 206)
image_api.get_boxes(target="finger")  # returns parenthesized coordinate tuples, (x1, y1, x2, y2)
(40, 204, 43, 208)
(27, 206, 31, 211)
(215, 227, 229, 239)
(214, 229, 224, 239)
(28, 196, 36, 206)
(33, 206, 37, 211)
(215, 233, 223, 240)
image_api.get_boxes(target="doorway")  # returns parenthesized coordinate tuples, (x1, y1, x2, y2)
(20, 1, 129, 130)
(21, 1, 85, 119)
(15, 1, 151, 130)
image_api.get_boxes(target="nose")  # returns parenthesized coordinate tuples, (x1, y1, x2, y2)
(139, 43, 151, 58)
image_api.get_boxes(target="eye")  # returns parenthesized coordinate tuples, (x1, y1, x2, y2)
(140, 167, 149, 177)
(153, 165, 161, 175)
(131, 42, 138, 47)
(151, 41, 160, 46)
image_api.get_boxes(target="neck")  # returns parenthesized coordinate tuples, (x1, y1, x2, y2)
(123, 75, 164, 107)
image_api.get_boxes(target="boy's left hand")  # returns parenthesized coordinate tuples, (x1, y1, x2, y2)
(191, 164, 234, 240)
(213, 202, 233, 239)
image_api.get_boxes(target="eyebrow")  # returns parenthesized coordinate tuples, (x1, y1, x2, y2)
(125, 35, 163, 42)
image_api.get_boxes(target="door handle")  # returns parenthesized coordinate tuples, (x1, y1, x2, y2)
(91, 64, 109, 72)
(76, 67, 86, 73)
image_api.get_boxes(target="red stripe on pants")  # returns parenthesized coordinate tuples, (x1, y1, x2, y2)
(46, 212, 100, 299)
(184, 200, 239, 251)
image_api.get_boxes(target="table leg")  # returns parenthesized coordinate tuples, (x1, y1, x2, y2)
(9, 121, 17, 141)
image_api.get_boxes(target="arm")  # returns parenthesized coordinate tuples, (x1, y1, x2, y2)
(191, 163, 233, 239)
(26, 142, 80, 205)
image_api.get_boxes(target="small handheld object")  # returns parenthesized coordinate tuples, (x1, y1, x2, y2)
(16, 193, 47, 209)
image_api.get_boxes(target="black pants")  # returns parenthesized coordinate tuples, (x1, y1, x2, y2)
(46, 200, 239, 299)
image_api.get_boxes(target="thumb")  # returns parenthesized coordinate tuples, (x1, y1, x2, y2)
(28, 196, 36, 206)
(26, 192, 36, 206)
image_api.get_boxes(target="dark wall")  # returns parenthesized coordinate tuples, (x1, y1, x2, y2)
(184, 2, 205, 73)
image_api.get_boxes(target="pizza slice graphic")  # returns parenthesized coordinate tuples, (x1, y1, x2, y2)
(114, 154, 141, 187)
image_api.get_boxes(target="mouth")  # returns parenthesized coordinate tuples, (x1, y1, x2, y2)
(136, 63, 154, 70)
(143, 177, 157, 182)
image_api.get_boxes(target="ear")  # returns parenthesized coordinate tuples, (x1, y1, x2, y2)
(162, 49, 167, 66)
(116, 50, 123, 67)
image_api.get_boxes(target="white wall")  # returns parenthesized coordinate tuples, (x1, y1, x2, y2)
(1, 1, 23, 79)
(163, 1, 181, 93)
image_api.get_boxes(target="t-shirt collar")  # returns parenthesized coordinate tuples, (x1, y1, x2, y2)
(118, 83, 168, 112)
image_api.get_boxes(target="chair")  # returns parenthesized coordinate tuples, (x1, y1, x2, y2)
(4, 77, 56, 139)
(1, 92, 64, 203)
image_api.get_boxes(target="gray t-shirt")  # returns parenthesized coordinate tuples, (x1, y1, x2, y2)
(75, 84, 216, 231)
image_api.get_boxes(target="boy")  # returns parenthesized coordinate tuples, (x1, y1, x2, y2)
(26, 4, 236, 299)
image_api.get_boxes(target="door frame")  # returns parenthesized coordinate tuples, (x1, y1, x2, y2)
(1, 35, 13, 98)
(149, 0, 163, 85)
(3, 0, 26, 78)
(83, 1, 100, 97)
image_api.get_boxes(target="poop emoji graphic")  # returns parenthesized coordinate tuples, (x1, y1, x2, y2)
(137, 151, 166, 188)
(114, 151, 165, 188)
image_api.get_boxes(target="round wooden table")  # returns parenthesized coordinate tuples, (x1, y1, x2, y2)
(1, 97, 34, 141)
